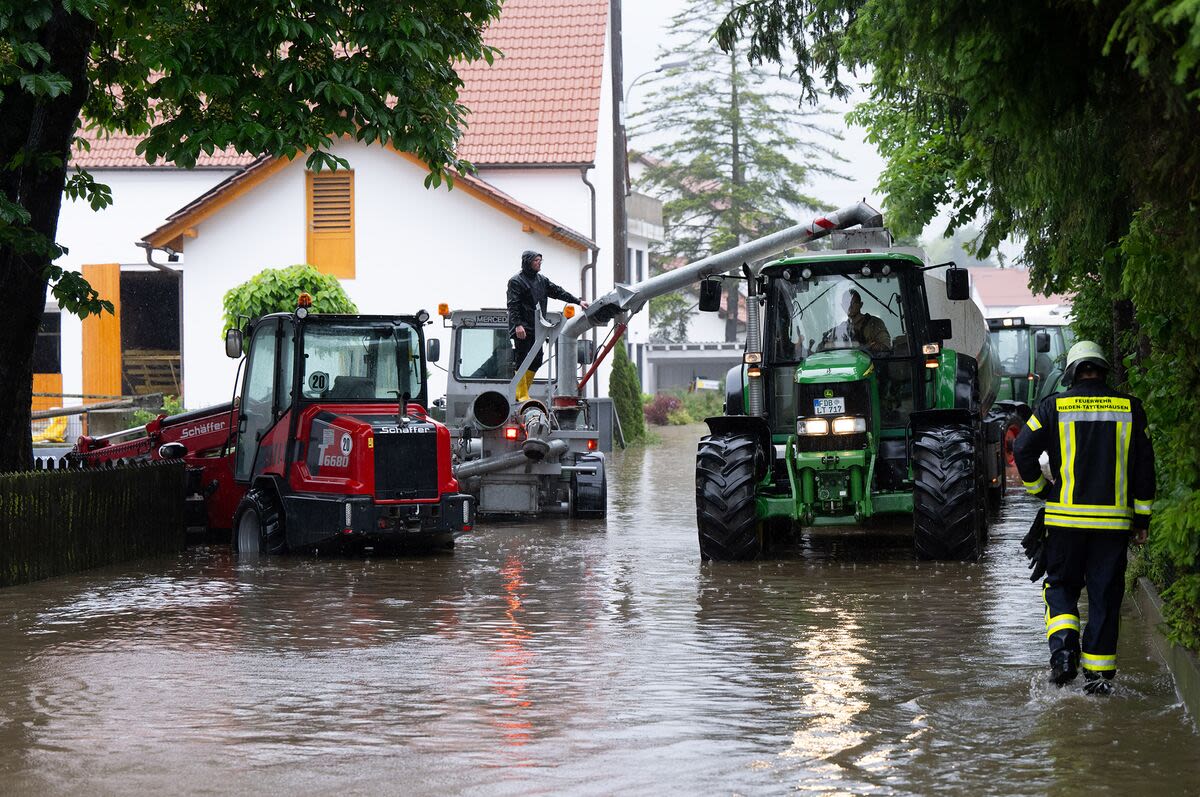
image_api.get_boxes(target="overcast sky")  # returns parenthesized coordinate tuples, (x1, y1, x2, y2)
(621, 2, 887, 215)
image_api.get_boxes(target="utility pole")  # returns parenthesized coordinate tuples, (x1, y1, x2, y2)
(726, 17, 743, 343)
(611, 0, 628, 284)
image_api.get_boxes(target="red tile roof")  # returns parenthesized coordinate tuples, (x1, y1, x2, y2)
(967, 266, 1069, 308)
(456, 0, 607, 165)
(72, 0, 607, 170)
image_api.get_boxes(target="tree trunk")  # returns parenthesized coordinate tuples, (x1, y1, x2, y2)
(0, 10, 96, 472)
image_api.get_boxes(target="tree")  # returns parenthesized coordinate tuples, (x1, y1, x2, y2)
(0, 0, 502, 471)
(609, 342, 645, 445)
(715, 0, 1200, 649)
(222, 264, 358, 332)
(631, 0, 841, 343)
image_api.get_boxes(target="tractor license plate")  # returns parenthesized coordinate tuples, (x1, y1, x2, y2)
(813, 397, 845, 415)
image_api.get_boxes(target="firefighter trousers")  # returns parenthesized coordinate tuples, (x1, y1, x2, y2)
(1042, 527, 1129, 676)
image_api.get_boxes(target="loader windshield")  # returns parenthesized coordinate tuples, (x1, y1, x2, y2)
(455, 326, 518, 381)
(767, 271, 908, 362)
(300, 322, 422, 401)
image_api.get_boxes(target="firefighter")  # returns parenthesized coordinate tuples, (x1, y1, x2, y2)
(1013, 340, 1155, 695)
(506, 251, 587, 402)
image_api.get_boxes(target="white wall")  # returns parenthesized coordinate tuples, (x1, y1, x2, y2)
(178, 140, 585, 407)
(53, 168, 238, 396)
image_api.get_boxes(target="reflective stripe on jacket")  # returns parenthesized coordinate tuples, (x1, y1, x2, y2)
(1012, 380, 1155, 531)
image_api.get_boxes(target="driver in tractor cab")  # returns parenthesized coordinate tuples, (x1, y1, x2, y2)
(506, 250, 588, 403)
(820, 288, 891, 354)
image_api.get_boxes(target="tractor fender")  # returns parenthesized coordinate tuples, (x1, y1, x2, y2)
(702, 415, 773, 478)
(909, 407, 977, 434)
(991, 399, 1033, 422)
(723, 364, 746, 416)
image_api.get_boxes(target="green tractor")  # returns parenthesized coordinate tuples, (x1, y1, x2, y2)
(696, 241, 1004, 562)
(986, 313, 1075, 466)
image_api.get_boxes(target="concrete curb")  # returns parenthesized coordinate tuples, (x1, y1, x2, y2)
(1132, 576, 1200, 721)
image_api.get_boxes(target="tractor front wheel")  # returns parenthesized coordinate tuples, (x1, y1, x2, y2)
(696, 433, 764, 561)
(232, 487, 286, 555)
(912, 423, 984, 561)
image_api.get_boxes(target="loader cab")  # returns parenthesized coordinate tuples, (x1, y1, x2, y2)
(232, 312, 428, 483)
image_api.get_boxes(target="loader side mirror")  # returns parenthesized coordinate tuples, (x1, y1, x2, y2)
(426, 338, 441, 363)
(224, 328, 243, 358)
(929, 318, 953, 342)
(945, 267, 971, 301)
(1035, 330, 1051, 353)
(577, 340, 596, 365)
(698, 279, 722, 312)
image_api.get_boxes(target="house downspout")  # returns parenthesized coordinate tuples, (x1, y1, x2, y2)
(580, 166, 599, 397)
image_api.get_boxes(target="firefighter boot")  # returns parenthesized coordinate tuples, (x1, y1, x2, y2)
(1050, 649, 1078, 686)
(1084, 671, 1114, 696)
(515, 370, 535, 403)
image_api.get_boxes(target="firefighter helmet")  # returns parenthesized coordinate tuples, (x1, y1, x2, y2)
(1063, 340, 1110, 385)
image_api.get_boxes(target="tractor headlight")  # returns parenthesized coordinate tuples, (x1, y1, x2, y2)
(798, 418, 829, 436)
(830, 416, 867, 435)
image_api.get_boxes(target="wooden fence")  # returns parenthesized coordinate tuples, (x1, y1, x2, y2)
(0, 462, 185, 588)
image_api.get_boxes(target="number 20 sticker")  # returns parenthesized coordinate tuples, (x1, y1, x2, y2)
(340, 434, 353, 455)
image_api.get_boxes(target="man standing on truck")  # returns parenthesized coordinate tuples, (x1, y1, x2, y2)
(1013, 341, 1156, 695)
(507, 250, 587, 402)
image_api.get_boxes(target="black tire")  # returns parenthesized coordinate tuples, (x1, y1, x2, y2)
(232, 487, 286, 555)
(912, 423, 984, 561)
(696, 433, 763, 561)
(571, 453, 607, 518)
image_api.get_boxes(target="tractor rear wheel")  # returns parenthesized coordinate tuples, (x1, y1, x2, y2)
(232, 487, 286, 555)
(912, 423, 984, 561)
(696, 433, 764, 561)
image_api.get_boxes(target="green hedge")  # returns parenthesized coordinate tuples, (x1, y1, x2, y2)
(1, 463, 186, 588)
(609, 343, 645, 445)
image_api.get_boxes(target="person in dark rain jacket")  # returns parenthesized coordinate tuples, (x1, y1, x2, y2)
(506, 250, 587, 402)
(1013, 340, 1156, 695)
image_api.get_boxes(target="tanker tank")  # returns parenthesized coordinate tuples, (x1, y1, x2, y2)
(926, 268, 999, 415)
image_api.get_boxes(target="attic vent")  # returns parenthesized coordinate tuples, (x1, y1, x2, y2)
(306, 170, 355, 278)
(310, 172, 353, 230)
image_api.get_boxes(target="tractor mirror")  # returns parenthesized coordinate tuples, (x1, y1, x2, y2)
(224, 328, 243, 358)
(930, 318, 953, 341)
(945, 267, 971, 301)
(426, 338, 441, 363)
(158, 442, 187, 460)
(1035, 330, 1051, 353)
(698, 280, 722, 312)
(577, 339, 596, 365)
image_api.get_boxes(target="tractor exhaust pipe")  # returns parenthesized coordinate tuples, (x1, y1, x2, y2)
(742, 263, 765, 416)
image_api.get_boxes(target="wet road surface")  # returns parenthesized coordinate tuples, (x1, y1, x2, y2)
(1, 424, 1196, 794)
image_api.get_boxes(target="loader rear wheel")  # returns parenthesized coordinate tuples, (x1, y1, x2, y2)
(232, 487, 286, 555)
(696, 433, 764, 561)
(912, 423, 984, 561)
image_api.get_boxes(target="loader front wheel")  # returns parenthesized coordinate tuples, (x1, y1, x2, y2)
(232, 487, 286, 556)
(912, 423, 984, 561)
(696, 433, 764, 561)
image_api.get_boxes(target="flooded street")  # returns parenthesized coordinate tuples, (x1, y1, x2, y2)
(1, 423, 1196, 795)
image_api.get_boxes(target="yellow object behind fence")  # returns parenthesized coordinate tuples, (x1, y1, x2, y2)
(32, 413, 68, 444)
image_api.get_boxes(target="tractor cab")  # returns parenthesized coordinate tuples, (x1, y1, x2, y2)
(987, 316, 1073, 405)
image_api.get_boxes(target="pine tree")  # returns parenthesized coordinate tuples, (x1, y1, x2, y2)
(631, 0, 842, 342)
(608, 343, 645, 445)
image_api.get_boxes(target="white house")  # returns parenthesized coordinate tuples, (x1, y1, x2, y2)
(38, 0, 622, 417)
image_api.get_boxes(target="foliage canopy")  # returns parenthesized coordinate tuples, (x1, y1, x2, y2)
(222, 264, 358, 333)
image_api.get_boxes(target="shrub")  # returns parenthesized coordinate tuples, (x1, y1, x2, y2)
(222, 264, 357, 333)
(643, 393, 682, 425)
(131, 395, 184, 427)
(609, 343, 645, 444)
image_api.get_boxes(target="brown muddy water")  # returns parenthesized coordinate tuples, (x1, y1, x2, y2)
(0, 424, 1196, 795)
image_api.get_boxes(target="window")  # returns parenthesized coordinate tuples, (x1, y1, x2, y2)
(33, 312, 61, 374)
(301, 323, 422, 401)
(306, 170, 355, 278)
(636, 249, 644, 282)
(455, 327, 517, 382)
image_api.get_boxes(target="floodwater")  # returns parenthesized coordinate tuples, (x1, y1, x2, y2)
(0, 424, 1196, 795)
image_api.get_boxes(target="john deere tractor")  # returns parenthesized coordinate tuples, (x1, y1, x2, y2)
(695, 235, 1003, 561)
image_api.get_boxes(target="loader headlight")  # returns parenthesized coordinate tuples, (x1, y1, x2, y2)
(830, 416, 867, 435)
(798, 418, 829, 436)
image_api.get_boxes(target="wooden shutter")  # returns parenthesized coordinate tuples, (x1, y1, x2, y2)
(81, 263, 122, 402)
(306, 170, 355, 278)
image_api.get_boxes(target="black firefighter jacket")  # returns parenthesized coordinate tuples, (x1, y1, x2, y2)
(506, 268, 580, 338)
(1013, 378, 1156, 532)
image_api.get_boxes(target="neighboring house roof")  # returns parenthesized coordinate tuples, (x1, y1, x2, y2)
(71, 0, 608, 170)
(141, 146, 595, 253)
(457, 0, 608, 165)
(967, 266, 1069, 310)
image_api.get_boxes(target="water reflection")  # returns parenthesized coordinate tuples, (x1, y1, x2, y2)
(489, 555, 535, 755)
